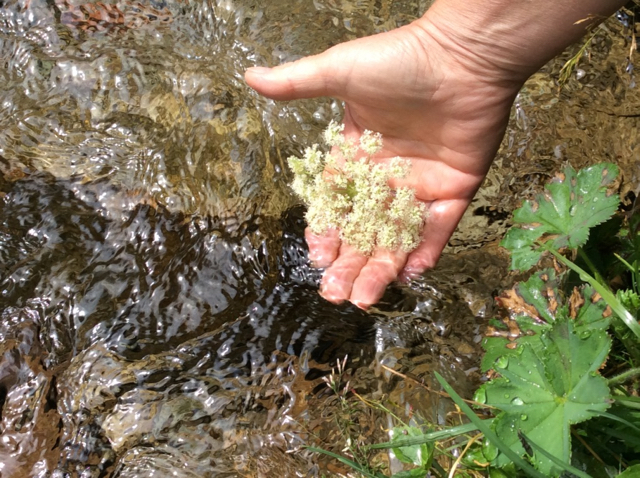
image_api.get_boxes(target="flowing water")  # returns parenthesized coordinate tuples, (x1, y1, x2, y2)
(0, 0, 639, 476)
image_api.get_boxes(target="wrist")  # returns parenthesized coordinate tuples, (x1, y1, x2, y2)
(414, 0, 626, 86)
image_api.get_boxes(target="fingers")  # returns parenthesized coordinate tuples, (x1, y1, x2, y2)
(400, 198, 470, 280)
(307, 199, 470, 310)
(319, 243, 368, 304)
(244, 49, 340, 101)
(315, 239, 407, 309)
(306, 227, 340, 267)
(349, 248, 407, 309)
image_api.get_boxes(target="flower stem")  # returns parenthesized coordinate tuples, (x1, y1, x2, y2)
(608, 366, 640, 386)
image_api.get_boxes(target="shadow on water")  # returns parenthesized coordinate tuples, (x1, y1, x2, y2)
(0, 170, 384, 475)
(1, 0, 640, 476)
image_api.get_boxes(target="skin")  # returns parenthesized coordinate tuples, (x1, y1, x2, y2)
(245, 0, 628, 309)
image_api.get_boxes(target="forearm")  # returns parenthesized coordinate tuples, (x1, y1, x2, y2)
(418, 0, 628, 84)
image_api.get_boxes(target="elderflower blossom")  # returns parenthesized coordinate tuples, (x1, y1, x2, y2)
(287, 121, 427, 255)
(359, 130, 383, 156)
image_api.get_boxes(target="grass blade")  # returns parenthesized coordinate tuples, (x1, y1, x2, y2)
(601, 427, 640, 447)
(614, 396, 640, 410)
(519, 433, 593, 478)
(369, 422, 481, 449)
(587, 409, 640, 433)
(305, 446, 386, 478)
(434, 372, 547, 478)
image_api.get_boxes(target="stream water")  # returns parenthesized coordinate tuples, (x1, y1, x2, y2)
(1, 0, 639, 476)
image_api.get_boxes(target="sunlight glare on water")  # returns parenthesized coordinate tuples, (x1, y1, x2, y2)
(0, 0, 479, 476)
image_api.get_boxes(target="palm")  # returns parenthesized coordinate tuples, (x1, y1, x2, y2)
(246, 21, 519, 308)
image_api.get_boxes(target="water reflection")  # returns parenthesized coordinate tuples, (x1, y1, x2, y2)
(2, 1, 457, 474)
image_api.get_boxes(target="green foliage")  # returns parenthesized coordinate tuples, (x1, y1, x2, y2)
(307, 161, 640, 478)
(389, 425, 434, 473)
(435, 373, 548, 478)
(617, 465, 640, 478)
(481, 269, 610, 372)
(548, 248, 640, 341)
(480, 162, 640, 476)
(583, 406, 640, 461)
(617, 289, 640, 317)
(479, 319, 611, 475)
(501, 163, 619, 271)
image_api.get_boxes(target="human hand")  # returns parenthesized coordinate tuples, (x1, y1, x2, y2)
(245, 13, 523, 309)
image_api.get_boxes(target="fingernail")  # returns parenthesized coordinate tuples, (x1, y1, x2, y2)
(399, 267, 421, 283)
(246, 66, 272, 76)
(352, 300, 371, 311)
(320, 290, 345, 305)
(319, 281, 346, 304)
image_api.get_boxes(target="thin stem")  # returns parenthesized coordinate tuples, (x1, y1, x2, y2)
(578, 248, 604, 285)
(608, 366, 640, 386)
(544, 245, 640, 340)
(571, 429, 607, 468)
(447, 434, 481, 478)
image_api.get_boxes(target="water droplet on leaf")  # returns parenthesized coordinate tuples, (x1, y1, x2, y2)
(495, 356, 509, 369)
(482, 439, 499, 461)
(511, 397, 524, 406)
(474, 388, 487, 405)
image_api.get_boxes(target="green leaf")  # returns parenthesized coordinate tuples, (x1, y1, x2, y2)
(390, 426, 433, 468)
(517, 433, 593, 478)
(481, 270, 558, 371)
(481, 270, 610, 372)
(501, 227, 544, 271)
(617, 464, 640, 478)
(572, 284, 612, 332)
(480, 319, 612, 476)
(547, 248, 640, 340)
(434, 373, 548, 478)
(501, 163, 619, 271)
(369, 422, 479, 449)
(489, 468, 517, 478)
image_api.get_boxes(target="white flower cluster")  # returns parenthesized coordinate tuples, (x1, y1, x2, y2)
(287, 121, 427, 255)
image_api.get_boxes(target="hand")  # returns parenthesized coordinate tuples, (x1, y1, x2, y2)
(245, 15, 522, 309)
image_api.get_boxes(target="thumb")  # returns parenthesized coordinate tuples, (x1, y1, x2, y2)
(244, 50, 340, 101)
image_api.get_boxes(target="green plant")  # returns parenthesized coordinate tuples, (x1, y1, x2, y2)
(482, 162, 640, 475)
(315, 356, 386, 477)
(309, 162, 640, 477)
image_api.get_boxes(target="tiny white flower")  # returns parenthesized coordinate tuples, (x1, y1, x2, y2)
(323, 120, 345, 147)
(288, 124, 426, 255)
(359, 129, 383, 156)
(388, 157, 410, 178)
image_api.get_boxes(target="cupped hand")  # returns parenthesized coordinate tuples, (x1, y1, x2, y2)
(245, 16, 523, 309)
